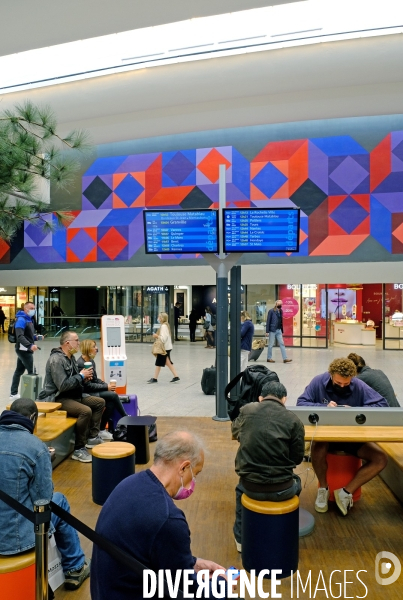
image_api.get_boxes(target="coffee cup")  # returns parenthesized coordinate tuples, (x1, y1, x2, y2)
(83, 362, 93, 370)
(110, 379, 117, 387)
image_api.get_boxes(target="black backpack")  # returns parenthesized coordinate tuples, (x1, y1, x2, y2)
(225, 364, 280, 421)
(210, 313, 216, 327)
(8, 320, 16, 344)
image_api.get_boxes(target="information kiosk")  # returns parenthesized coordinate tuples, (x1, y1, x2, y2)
(101, 315, 127, 394)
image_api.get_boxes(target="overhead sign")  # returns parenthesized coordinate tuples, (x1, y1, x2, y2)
(143, 210, 218, 254)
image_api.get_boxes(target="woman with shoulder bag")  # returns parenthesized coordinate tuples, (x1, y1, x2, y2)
(148, 313, 180, 384)
(204, 306, 215, 349)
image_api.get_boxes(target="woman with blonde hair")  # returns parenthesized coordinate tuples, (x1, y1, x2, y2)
(78, 339, 127, 438)
(148, 313, 180, 384)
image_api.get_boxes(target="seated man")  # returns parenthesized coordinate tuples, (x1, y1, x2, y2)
(0, 399, 90, 591)
(297, 357, 388, 516)
(39, 331, 105, 463)
(232, 381, 305, 552)
(91, 431, 227, 600)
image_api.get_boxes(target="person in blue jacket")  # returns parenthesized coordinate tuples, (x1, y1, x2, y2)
(265, 299, 292, 364)
(240, 310, 254, 371)
(10, 301, 42, 400)
(297, 357, 388, 517)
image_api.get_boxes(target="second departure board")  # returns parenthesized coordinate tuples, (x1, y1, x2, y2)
(143, 210, 218, 254)
(223, 208, 300, 253)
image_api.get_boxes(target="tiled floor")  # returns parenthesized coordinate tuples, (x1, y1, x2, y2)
(1, 336, 402, 415)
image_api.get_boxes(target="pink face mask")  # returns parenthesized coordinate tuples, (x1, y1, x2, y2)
(174, 466, 196, 500)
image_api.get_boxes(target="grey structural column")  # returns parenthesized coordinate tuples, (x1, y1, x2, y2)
(229, 265, 242, 398)
(203, 165, 242, 421)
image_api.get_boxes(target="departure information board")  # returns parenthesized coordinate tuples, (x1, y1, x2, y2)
(143, 210, 218, 254)
(223, 208, 300, 253)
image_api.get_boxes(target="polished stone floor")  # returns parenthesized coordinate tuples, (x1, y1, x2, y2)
(0, 335, 402, 416)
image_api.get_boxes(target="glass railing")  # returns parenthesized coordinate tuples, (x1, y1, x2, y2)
(40, 316, 101, 339)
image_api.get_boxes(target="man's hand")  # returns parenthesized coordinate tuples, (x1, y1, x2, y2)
(194, 558, 227, 578)
(108, 382, 116, 391)
(31, 345, 39, 352)
(265, 333, 269, 337)
(80, 368, 93, 380)
(327, 401, 338, 407)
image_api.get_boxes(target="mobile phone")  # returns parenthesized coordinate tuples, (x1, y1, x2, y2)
(226, 567, 241, 581)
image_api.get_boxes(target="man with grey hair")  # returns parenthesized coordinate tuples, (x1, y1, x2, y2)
(91, 431, 227, 600)
(232, 381, 305, 551)
(39, 330, 105, 463)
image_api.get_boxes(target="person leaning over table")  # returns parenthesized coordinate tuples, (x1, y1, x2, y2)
(297, 357, 388, 517)
(347, 352, 400, 407)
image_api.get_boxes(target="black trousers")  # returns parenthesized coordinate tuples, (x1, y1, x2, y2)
(99, 391, 127, 430)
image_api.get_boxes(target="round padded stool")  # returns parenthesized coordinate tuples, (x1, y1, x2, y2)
(0, 550, 35, 600)
(92, 442, 135, 505)
(299, 508, 315, 537)
(241, 494, 299, 579)
(326, 452, 362, 502)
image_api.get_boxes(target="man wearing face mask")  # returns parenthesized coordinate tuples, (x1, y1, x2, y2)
(91, 431, 228, 600)
(265, 299, 292, 364)
(297, 358, 388, 516)
(0, 398, 91, 590)
(39, 331, 105, 463)
(10, 301, 43, 400)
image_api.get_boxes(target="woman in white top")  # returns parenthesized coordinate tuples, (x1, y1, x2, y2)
(147, 312, 180, 384)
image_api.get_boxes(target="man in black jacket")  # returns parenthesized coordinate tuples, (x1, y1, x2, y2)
(231, 381, 304, 551)
(10, 302, 42, 400)
(265, 300, 292, 364)
(40, 331, 105, 463)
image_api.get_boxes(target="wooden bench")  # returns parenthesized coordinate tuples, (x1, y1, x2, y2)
(377, 443, 403, 503)
(36, 414, 77, 468)
(6, 401, 62, 413)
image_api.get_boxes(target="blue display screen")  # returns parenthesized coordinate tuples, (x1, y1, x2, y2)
(223, 208, 300, 253)
(143, 210, 218, 254)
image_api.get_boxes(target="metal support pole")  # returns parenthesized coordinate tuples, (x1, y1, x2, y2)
(34, 499, 51, 600)
(229, 265, 242, 397)
(214, 263, 230, 420)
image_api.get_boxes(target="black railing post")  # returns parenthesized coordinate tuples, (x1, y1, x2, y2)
(34, 499, 51, 600)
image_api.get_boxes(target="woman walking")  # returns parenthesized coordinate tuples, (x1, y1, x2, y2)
(148, 313, 180, 383)
(240, 311, 254, 371)
(78, 339, 127, 437)
(204, 306, 215, 349)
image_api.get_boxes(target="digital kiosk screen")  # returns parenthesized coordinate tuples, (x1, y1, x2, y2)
(144, 210, 218, 254)
(223, 208, 300, 253)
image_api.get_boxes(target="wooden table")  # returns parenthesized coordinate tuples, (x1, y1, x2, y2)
(305, 425, 403, 443)
(6, 401, 62, 413)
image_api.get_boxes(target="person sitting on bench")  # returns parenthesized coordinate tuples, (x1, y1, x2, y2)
(0, 398, 90, 591)
(297, 357, 388, 517)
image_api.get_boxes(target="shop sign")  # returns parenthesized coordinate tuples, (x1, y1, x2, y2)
(287, 284, 317, 290)
(281, 297, 299, 318)
(146, 286, 169, 294)
(394, 284, 403, 289)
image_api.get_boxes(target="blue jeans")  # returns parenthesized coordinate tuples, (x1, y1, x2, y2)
(233, 476, 301, 543)
(51, 492, 86, 573)
(267, 329, 287, 360)
(10, 348, 34, 395)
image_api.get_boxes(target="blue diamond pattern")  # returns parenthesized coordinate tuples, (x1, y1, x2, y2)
(114, 174, 144, 206)
(68, 230, 96, 260)
(252, 162, 287, 198)
(331, 196, 368, 234)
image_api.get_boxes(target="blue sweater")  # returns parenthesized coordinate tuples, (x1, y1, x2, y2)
(91, 470, 197, 600)
(241, 319, 254, 351)
(296, 372, 388, 407)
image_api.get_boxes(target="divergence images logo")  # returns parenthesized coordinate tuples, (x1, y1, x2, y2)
(375, 552, 401, 586)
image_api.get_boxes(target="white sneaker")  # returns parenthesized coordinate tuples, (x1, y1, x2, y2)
(71, 448, 92, 463)
(9, 393, 21, 401)
(85, 435, 105, 449)
(334, 488, 353, 516)
(315, 487, 329, 513)
(99, 429, 113, 441)
(234, 537, 242, 553)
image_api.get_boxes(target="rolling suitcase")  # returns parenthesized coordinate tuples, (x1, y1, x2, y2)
(248, 347, 264, 362)
(201, 366, 216, 395)
(20, 373, 43, 401)
(111, 394, 138, 431)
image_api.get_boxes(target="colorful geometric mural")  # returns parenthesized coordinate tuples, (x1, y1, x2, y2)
(15, 132, 403, 265)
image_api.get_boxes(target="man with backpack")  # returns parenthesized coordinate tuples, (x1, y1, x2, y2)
(9, 302, 42, 401)
(231, 381, 305, 552)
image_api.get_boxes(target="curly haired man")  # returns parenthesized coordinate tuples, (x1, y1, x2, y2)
(297, 358, 388, 516)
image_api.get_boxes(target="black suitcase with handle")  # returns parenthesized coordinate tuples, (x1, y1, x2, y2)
(201, 366, 216, 395)
(248, 346, 264, 362)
